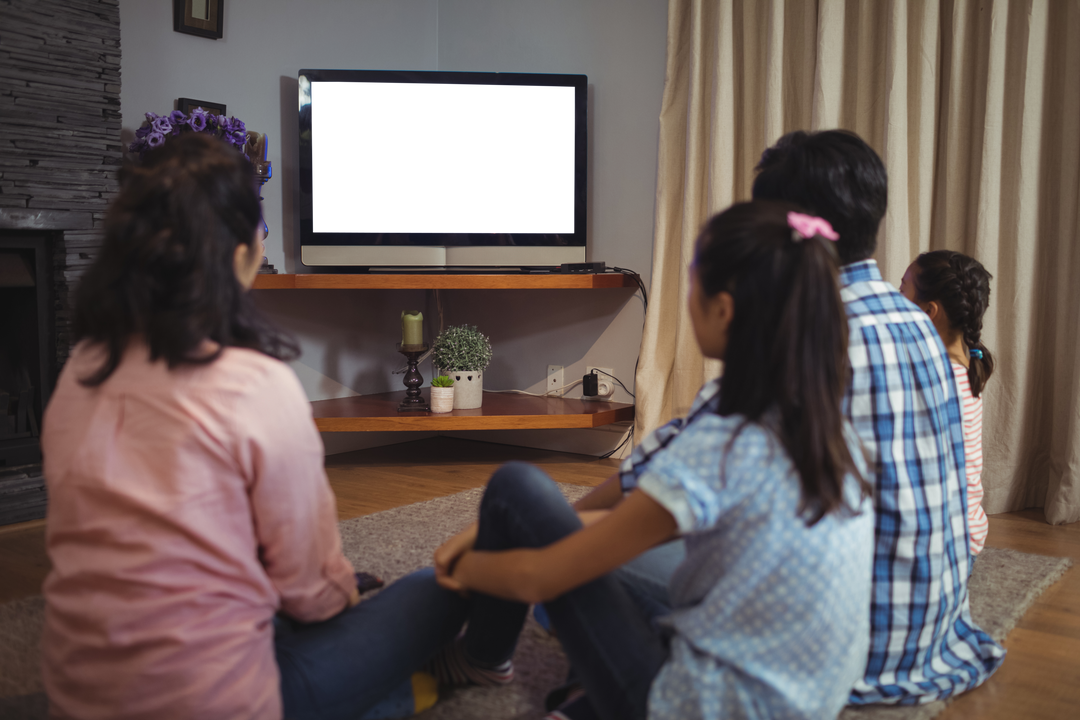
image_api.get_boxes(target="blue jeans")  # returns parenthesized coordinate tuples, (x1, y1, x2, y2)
(615, 538, 684, 620)
(462, 462, 670, 720)
(275, 568, 468, 720)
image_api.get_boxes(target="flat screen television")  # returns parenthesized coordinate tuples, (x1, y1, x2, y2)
(298, 69, 588, 269)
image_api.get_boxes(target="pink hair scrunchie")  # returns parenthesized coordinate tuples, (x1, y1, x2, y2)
(787, 211, 840, 242)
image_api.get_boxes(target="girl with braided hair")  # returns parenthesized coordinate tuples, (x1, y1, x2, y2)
(900, 250, 995, 556)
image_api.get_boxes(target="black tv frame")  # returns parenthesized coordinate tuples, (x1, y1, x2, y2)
(298, 69, 588, 270)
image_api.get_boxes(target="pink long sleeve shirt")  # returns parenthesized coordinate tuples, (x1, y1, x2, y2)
(41, 341, 356, 720)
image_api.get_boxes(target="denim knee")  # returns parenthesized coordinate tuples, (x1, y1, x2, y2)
(389, 567, 462, 608)
(479, 462, 580, 552)
(485, 461, 564, 507)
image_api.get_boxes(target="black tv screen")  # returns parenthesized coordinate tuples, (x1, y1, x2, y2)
(298, 69, 588, 268)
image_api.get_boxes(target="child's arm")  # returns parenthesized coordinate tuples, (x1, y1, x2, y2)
(439, 489, 677, 604)
(571, 472, 624, 512)
(434, 508, 612, 588)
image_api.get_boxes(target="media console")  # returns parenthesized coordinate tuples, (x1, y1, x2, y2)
(251, 273, 637, 432)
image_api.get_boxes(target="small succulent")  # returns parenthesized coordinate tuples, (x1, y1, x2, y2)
(431, 324, 493, 373)
(431, 375, 454, 388)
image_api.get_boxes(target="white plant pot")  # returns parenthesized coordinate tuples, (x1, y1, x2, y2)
(442, 370, 484, 409)
(429, 386, 455, 413)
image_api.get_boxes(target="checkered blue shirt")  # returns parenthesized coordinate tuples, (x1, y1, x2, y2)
(840, 260, 1003, 704)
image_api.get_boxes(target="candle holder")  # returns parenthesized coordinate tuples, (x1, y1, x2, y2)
(397, 343, 430, 412)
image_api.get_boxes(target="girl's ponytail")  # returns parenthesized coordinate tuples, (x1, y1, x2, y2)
(695, 202, 870, 526)
(912, 251, 995, 397)
(776, 228, 862, 523)
(966, 341, 994, 398)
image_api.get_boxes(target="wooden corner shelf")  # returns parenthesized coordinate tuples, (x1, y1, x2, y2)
(253, 272, 640, 435)
(252, 272, 638, 290)
(313, 391, 634, 432)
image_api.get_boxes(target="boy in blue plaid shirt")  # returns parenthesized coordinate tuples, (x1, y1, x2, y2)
(752, 130, 1004, 704)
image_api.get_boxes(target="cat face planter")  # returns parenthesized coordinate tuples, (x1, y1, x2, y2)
(442, 370, 483, 409)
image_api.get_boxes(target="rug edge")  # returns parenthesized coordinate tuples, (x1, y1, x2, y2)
(987, 554, 1074, 644)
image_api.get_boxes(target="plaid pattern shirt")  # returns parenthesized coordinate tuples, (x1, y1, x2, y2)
(841, 260, 1003, 704)
(620, 380, 721, 493)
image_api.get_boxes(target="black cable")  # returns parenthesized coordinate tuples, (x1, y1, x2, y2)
(600, 426, 634, 459)
(589, 368, 635, 399)
(611, 266, 648, 314)
(607, 265, 646, 410)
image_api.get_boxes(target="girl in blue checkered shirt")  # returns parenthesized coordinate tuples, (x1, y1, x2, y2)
(428, 201, 875, 720)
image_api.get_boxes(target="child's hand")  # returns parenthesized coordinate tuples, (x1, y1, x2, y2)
(435, 553, 471, 596)
(435, 522, 478, 587)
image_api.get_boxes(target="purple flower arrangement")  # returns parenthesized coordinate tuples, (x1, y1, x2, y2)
(129, 108, 248, 159)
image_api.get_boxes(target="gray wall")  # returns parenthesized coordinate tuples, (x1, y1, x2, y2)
(118, 0, 667, 455)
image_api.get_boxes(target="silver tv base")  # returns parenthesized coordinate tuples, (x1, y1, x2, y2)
(302, 245, 586, 268)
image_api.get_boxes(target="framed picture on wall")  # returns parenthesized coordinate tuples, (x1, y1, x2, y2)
(174, 0, 224, 40)
(177, 98, 226, 117)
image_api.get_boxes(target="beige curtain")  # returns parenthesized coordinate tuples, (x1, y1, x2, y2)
(637, 0, 1080, 524)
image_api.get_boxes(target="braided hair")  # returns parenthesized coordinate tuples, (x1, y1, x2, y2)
(911, 250, 995, 397)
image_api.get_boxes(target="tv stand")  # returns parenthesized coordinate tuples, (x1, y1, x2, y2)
(251, 272, 637, 432)
(361, 266, 561, 275)
(253, 272, 636, 290)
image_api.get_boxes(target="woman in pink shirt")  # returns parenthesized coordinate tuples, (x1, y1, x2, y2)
(900, 250, 994, 558)
(41, 134, 469, 719)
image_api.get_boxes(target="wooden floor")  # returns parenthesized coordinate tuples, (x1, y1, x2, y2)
(1, 437, 1076, 719)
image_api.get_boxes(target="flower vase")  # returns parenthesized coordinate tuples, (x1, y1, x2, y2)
(430, 386, 455, 413)
(444, 371, 483, 409)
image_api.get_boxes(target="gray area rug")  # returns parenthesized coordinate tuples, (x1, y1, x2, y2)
(0, 486, 1072, 720)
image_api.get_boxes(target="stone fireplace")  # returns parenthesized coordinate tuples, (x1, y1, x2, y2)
(0, 0, 121, 523)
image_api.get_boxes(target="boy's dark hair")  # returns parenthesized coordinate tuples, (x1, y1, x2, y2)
(695, 200, 870, 525)
(912, 250, 995, 397)
(73, 132, 298, 386)
(752, 130, 887, 265)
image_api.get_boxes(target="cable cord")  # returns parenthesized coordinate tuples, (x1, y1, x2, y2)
(609, 266, 647, 392)
(600, 426, 634, 459)
(610, 266, 648, 314)
(488, 378, 584, 398)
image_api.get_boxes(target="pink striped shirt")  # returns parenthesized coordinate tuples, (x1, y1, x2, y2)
(952, 362, 988, 555)
(41, 340, 356, 720)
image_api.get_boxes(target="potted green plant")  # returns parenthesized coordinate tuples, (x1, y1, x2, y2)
(429, 374, 455, 413)
(431, 324, 492, 409)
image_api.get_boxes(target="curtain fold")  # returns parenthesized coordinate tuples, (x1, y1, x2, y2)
(638, 0, 1080, 523)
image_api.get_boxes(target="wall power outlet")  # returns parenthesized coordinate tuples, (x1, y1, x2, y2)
(583, 366, 615, 400)
(546, 365, 565, 395)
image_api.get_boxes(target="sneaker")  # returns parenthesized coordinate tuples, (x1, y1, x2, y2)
(423, 637, 514, 688)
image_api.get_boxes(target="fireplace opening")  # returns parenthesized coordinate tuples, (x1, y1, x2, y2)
(0, 232, 56, 524)
(0, 235, 56, 467)
(1, 251, 42, 455)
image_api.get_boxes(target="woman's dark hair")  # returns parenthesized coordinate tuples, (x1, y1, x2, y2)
(911, 250, 994, 397)
(695, 200, 870, 525)
(752, 129, 887, 265)
(73, 132, 298, 386)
